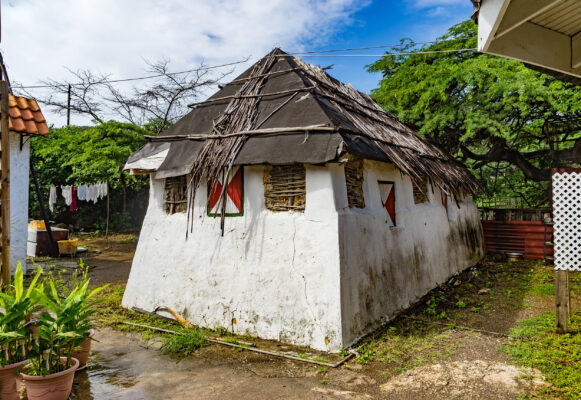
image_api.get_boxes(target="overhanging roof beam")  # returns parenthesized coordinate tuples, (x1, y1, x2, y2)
(495, 0, 565, 38)
(478, 0, 511, 51)
(487, 21, 581, 78)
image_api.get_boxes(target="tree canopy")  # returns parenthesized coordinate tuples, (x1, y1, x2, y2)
(368, 21, 580, 205)
(33, 121, 147, 187)
(30, 121, 150, 230)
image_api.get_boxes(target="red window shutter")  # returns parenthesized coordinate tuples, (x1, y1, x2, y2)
(379, 182, 396, 226)
(208, 166, 243, 215)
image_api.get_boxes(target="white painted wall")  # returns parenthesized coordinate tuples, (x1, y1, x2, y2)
(337, 161, 485, 346)
(123, 165, 344, 351)
(9, 132, 30, 273)
(124, 161, 484, 351)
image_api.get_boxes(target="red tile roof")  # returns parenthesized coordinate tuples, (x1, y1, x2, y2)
(8, 94, 49, 135)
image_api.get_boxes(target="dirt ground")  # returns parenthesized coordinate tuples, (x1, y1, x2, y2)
(34, 234, 558, 400)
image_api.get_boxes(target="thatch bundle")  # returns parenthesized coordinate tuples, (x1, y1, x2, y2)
(141, 48, 480, 234)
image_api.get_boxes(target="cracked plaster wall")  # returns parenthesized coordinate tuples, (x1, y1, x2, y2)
(123, 164, 344, 351)
(124, 161, 484, 352)
(338, 160, 485, 346)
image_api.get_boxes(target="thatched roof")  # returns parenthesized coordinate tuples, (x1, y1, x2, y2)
(130, 48, 479, 199)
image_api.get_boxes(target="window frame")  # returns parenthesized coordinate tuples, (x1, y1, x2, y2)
(207, 167, 245, 217)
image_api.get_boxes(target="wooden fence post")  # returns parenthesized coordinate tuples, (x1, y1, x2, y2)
(555, 269, 569, 333)
(0, 80, 10, 286)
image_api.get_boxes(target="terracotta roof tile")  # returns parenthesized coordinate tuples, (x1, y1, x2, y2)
(7, 94, 49, 135)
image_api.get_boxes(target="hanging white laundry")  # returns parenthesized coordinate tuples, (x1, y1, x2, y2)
(77, 185, 88, 201)
(61, 185, 73, 206)
(100, 182, 108, 199)
(96, 182, 102, 200)
(92, 184, 99, 204)
(48, 185, 57, 212)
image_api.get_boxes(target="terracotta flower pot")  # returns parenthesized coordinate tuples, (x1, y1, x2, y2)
(21, 357, 79, 400)
(0, 360, 27, 400)
(72, 329, 95, 369)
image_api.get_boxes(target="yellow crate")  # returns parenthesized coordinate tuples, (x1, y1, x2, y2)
(57, 239, 78, 255)
(29, 220, 46, 229)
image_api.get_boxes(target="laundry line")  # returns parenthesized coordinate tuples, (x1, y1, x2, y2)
(48, 182, 108, 212)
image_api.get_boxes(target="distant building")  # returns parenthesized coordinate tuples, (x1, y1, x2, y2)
(7, 95, 50, 272)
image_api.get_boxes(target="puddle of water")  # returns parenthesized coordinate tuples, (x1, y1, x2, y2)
(69, 352, 145, 400)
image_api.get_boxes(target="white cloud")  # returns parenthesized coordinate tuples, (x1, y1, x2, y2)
(1, 0, 367, 125)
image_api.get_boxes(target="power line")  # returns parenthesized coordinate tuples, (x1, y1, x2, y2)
(279, 48, 477, 57)
(13, 47, 476, 90)
(287, 37, 476, 55)
(12, 58, 252, 89)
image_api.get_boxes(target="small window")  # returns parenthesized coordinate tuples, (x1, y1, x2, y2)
(164, 175, 188, 214)
(345, 158, 365, 208)
(264, 165, 306, 212)
(412, 177, 429, 204)
(208, 166, 244, 217)
(378, 181, 396, 226)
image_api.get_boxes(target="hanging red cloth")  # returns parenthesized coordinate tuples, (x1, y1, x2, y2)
(70, 187, 78, 212)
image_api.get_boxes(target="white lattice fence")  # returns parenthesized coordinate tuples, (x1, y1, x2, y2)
(553, 171, 581, 271)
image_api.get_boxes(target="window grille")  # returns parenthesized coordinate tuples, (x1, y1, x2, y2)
(164, 175, 188, 214)
(412, 177, 429, 204)
(345, 158, 365, 208)
(264, 165, 306, 212)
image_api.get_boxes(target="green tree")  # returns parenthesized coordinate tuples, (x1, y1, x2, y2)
(368, 20, 581, 205)
(30, 121, 149, 230)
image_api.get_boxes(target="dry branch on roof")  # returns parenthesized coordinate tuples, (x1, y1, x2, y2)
(142, 48, 482, 235)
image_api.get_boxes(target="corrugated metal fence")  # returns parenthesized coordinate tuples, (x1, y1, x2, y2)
(481, 220, 553, 260)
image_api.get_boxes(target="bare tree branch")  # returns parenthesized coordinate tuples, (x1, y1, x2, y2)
(22, 60, 233, 132)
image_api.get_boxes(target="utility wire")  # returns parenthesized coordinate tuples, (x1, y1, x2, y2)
(13, 58, 252, 89)
(13, 47, 476, 90)
(280, 48, 477, 57)
(287, 37, 476, 54)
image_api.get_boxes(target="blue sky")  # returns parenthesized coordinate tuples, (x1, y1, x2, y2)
(2, 0, 474, 125)
(300, 0, 474, 93)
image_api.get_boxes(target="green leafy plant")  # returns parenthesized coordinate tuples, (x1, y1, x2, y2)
(456, 300, 466, 309)
(0, 263, 42, 366)
(25, 270, 108, 376)
(161, 330, 207, 357)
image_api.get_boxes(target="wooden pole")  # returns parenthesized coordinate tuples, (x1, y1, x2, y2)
(0, 80, 10, 286)
(105, 180, 110, 240)
(555, 269, 569, 333)
(29, 157, 58, 257)
(66, 84, 71, 126)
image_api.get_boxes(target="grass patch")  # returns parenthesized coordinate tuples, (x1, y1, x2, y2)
(92, 283, 209, 355)
(502, 312, 581, 400)
(161, 329, 207, 357)
(357, 325, 459, 374)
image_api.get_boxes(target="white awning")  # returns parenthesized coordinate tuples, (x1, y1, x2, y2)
(124, 148, 169, 174)
(477, 0, 581, 80)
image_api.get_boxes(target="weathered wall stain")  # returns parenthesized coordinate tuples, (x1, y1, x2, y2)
(338, 161, 485, 347)
(123, 161, 484, 352)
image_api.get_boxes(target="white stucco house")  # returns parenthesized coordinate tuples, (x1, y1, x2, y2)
(122, 49, 485, 352)
(6, 95, 49, 273)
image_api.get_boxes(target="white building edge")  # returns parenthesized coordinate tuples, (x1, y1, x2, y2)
(5, 95, 50, 274)
(123, 50, 485, 351)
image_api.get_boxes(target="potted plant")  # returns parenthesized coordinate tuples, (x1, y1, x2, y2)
(0, 263, 42, 400)
(21, 270, 107, 400)
(66, 267, 105, 369)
